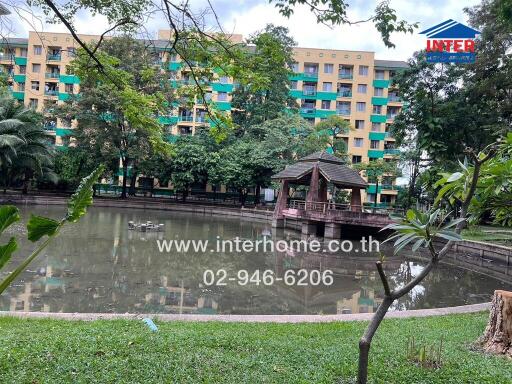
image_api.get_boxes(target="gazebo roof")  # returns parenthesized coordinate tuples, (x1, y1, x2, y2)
(271, 151, 368, 188)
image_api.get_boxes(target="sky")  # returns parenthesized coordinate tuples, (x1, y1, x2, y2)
(8, 0, 482, 61)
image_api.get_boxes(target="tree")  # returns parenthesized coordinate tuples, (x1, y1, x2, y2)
(231, 24, 298, 135)
(356, 145, 496, 384)
(56, 36, 173, 198)
(314, 115, 352, 159)
(0, 96, 54, 193)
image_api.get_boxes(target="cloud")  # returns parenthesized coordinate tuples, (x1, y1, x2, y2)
(2, 0, 482, 61)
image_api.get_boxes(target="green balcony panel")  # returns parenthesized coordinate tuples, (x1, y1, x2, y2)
(325, 147, 334, 154)
(211, 82, 234, 93)
(58, 93, 70, 101)
(55, 145, 68, 152)
(384, 148, 400, 155)
(370, 114, 387, 123)
(368, 149, 384, 158)
(369, 132, 386, 140)
(55, 128, 73, 137)
(366, 184, 382, 194)
(315, 109, 337, 119)
(316, 92, 337, 100)
(289, 89, 302, 99)
(302, 72, 318, 81)
(13, 74, 25, 83)
(158, 116, 179, 125)
(168, 62, 183, 71)
(288, 73, 302, 81)
(59, 74, 80, 84)
(215, 101, 231, 111)
(373, 79, 390, 88)
(166, 134, 179, 143)
(14, 57, 27, 66)
(12, 91, 24, 100)
(371, 96, 388, 106)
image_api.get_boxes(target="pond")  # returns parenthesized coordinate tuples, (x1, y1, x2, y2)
(1, 205, 511, 315)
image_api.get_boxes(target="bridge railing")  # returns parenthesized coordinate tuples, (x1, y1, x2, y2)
(287, 200, 404, 216)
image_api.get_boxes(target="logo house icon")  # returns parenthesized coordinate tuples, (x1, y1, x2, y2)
(419, 19, 481, 63)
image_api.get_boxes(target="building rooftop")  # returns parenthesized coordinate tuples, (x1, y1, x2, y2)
(0, 37, 28, 46)
(374, 59, 409, 69)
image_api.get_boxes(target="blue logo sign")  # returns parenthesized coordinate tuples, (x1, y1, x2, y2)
(419, 19, 480, 63)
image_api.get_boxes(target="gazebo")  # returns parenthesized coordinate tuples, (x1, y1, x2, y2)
(271, 151, 368, 237)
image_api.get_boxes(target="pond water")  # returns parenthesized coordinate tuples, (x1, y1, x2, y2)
(1, 205, 511, 315)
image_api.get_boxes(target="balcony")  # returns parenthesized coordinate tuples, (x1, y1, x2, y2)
(47, 54, 61, 61)
(388, 94, 401, 102)
(337, 90, 352, 97)
(302, 89, 317, 96)
(44, 89, 59, 97)
(303, 72, 318, 80)
(384, 148, 400, 155)
(45, 72, 60, 79)
(300, 107, 316, 115)
(386, 114, 398, 120)
(196, 116, 207, 123)
(338, 73, 353, 80)
(0, 53, 14, 61)
(336, 109, 350, 116)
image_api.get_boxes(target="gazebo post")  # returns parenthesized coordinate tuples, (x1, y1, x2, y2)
(351, 187, 362, 211)
(272, 180, 289, 228)
(306, 164, 320, 203)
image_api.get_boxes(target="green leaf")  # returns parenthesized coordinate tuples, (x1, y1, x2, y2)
(0, 205, 20, 235)
(67, 165, 105, 223)
(411, 238, 425, 252)
(0, 237, 17, 270)
(436, 230, 463, 242)
(27, 215, 60, 242)
(447, 172, 464, 182)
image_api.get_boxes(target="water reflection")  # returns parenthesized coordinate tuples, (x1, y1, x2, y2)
(1, 206, 511, 315)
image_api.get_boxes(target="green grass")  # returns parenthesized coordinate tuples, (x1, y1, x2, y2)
(462, 225, 512, 246)
(0, 313, 510, 383)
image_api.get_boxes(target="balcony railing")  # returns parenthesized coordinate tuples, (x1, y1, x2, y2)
(196, 116, 207, 123)
(338, 73, 353, 80)
(44, 90, 59, 96)
(388, 95, 401, 102)
(45, 72, 60, 79)
(386, 114, 398, 120)
(337, 90, 352, 97)
(302, 89, 317, 96)
(179, 115, 194, 122)
(47, 54, 61, 61)
(336, 109, 350, 116)
(384, 148, 400, 155)
(300, 107, 316, 114)
(0, 53, 15, 61)
(303, 71, 318, 78)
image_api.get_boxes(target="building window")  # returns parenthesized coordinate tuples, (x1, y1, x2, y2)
(67, 47, 76, 57)
(359, 65, 369, 76)
(374, 87, 384, 96)
(371, 122, 381, 132)
(20, 48, 28, 57)
(17, 82, 25, 91)
(291, 62, 299, 73)
(357, 84, 367, 94)
(322, 82, 332, 92)
(219, 76, 229, 83)
(375, 70, 385, 80)
(32, 64, 41, 73)
(356, 102, 366, 112)
(29, 98, 38, 109)
(354, 138, 364, 147)
(370, 140, 380, 149)
(290, 80, 298, 90)
(355, 120, 365, 129)
(31, 81, 39, 91)
(352, 155, 362, 164)
(19, 65, 26, 74)
(33, 45, 42, 55)
(217, 92, 228, 101)
(65, 83, 74, 93)
(373, 105, 382, 114)
(321, 100, 331, 109)
(324, 63, 333, 73)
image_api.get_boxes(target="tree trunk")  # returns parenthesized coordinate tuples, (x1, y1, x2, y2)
(255, 184, 261, 205)
(479, 290, 512, 358)
(121, 158, 128, 199)
(129, 171, 137, 196)
(22, 172, 30, 195)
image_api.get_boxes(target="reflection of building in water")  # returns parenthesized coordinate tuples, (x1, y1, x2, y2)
(138, 277, 218, 314)
(337, 287, 383, 314)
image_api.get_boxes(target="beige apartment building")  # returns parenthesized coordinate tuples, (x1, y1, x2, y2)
(0, 30, 405, 206)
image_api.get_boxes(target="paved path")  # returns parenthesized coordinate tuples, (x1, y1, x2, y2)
(0, 302, 489, 323)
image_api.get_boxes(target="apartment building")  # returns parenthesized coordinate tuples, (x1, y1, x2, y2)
(0, 30, 405, 206)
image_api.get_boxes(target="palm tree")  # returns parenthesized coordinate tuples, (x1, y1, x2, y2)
(0, 96, 55, 193)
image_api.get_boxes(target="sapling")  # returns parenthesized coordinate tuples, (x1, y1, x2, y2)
(0, 165, 104, 295)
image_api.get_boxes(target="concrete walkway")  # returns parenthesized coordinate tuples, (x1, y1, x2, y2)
(0, 302, 489, 323)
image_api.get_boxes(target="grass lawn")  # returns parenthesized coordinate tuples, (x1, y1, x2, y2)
(0, 312, 510, 383)
(462, 225, 512, 246)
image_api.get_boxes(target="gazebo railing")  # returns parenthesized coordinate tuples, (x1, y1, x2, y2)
(287, 199, 404, 215)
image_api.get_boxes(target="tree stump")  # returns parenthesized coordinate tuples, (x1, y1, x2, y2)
(479, 290, 512, 358)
